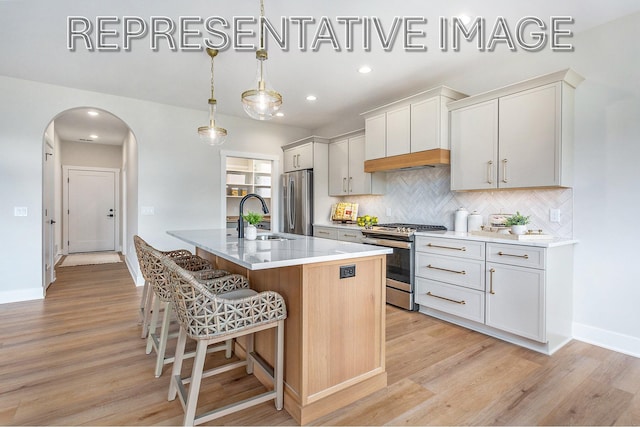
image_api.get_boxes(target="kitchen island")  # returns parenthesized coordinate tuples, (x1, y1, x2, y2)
(167, 229, 392, 425)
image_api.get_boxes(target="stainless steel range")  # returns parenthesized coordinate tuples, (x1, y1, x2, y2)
(361, 223, 447, 311)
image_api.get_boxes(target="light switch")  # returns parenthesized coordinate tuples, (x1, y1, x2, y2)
(141, 206, 155, 215)
(14, 207, 28, 216)
(550, 208, 561, 223)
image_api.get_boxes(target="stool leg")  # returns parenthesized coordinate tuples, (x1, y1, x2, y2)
(146, 294, 160, 354)
(168, 328, 187, 401)
(154, 301, 172, 377)
(275, 320, 285, 410)
(139, 279, 149, 319)
(245, 334, 254, 375)
(225, 339, 233, 359)
(184, 340, 208, 426)
(140, 280, 154, 338)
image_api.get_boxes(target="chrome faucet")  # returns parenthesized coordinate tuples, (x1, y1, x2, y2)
(238, 193, 270, 238)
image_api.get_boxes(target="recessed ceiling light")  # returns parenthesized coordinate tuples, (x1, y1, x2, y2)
(458, 14, 471, 25)
(306, 95, 317, 101)
(358, 66, 372, 74)
(87, 111, 99, 116)
(275, 112, 284, 117)
(89, 134, 98, 139)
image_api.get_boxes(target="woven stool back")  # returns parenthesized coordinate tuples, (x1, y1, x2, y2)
(161, 257, 287, 340)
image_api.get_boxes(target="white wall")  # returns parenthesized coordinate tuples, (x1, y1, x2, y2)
(316, 12, 640, 356)
(0, 76, 310, 300)
(60, 141, 123, 169)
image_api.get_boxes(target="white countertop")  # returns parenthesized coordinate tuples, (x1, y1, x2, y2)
(414, 230, 578, 248)
(167, 229, 392, 270)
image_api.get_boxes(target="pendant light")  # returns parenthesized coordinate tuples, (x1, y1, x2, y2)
(241, 0, 283, 120)
(198, 48, 227, 146)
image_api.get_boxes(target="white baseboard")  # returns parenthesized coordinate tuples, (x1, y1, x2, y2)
(0, 287, 44, 304)
(573, 322, 640, 358)
(124, 254, 144, 286)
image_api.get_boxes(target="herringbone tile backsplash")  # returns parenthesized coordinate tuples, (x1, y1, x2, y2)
(346, 166, 573, 238)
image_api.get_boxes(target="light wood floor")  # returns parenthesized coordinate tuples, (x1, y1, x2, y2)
(1, 259, 639, 426)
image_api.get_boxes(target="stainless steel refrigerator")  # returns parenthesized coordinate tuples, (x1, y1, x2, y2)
(282, 169, 313, 235)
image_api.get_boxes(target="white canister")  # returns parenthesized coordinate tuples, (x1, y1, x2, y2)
(467, 211, 483, 232)
(454, 207, 469, 232)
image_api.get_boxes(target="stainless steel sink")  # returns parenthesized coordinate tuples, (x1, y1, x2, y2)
(255, 234, 294, 241)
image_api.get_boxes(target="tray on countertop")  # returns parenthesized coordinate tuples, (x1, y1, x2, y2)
(469, 230, 554, 240)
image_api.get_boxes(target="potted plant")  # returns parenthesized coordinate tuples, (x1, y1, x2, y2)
(242, 211, 263, 240)
(504, 211, 530, 235)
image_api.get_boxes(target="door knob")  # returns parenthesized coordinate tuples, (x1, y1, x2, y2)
(107, 214, 114, 217)
(50, 220, 56, 224)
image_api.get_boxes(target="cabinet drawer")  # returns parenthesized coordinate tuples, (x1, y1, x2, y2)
(415, 252, 484, 291)
(415, 236, 485, 260)
(313, 227, 338, 240)
(415, 278, 485, 323)
(338, 230, 363, 243)
(486, 243, 545, 269)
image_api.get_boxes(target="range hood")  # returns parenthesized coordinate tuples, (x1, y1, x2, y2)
(364, 148, 450, 173)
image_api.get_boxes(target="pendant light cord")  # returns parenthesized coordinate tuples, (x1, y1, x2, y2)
(259, 0, 265, 51)
(210, 53, 215, 101)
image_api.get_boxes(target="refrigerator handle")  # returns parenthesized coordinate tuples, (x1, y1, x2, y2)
(288, 177, 295, 230)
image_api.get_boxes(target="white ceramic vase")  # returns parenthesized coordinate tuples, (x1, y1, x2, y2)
(245, 224, 257, 240)
(511, 224, 528, 235)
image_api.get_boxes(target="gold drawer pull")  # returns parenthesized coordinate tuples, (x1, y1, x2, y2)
(498, 251, 529, 259)
(426, 292, 466, 305)
(343, 234, 357, 238)
(427, 243, 466, 251)
(427, 264, 466, 275)
(489, 268, 496, 294)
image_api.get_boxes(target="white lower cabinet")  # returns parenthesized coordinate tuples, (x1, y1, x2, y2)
(485, 262, 545, 342)
(416, 278, 485, 323)
(415, 235, 574, 354)
(314, 225, 363, 243)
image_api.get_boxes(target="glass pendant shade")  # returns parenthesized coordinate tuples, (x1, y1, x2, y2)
(198, 100, 227, 146)
(241, 49, 283, 121)
(198, 48, 227, 146)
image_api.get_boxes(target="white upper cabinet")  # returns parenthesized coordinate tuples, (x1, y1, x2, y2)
(450, 100, 499, 191)
(364, 114, 386, 160)
(283, 142, 314, 172)
(362, 86, 467, 162)
(499, 83, 561, 188)
(449, 69, 584, 191)
(385, 105, 411, 157)
(329, 133, 385, 196)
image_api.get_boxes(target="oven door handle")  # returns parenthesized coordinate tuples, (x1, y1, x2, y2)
(362, 237, 411, 249)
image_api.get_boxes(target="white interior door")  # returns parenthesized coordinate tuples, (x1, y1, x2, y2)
(43, 140, 56, 292)
(67, 168, 117, 253)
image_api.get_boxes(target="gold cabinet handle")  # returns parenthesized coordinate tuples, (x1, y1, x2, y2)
(343, 233, 357, 238)
(487, 160, 493, 184)
(497, 251, 529, 259)
(318, 231, 330, 235)
(349, 176, 353, 193)
(502, 158, 508, 183)
(489, 268, 496, 294)
(427, 243, 466, 251)
(427, 264, 466, 275)
(427, 292, 466, 305)
(342, 177, 347, 193)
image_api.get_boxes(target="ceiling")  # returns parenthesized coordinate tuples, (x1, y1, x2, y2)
(2, 0, 640, 144)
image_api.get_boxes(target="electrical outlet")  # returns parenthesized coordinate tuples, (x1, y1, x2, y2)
(550, 208, 561, 223)
(386, 208, 392, 216)
(14, 207, 28, 216)
(339, 265, 356, 279)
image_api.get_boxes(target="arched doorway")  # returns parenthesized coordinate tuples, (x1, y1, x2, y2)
(42, 107, 138, 295)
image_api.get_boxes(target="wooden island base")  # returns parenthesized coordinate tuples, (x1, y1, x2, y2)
(197, 248, 387, 425)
